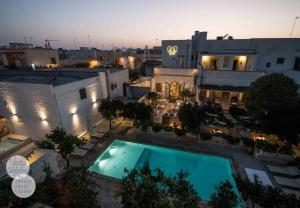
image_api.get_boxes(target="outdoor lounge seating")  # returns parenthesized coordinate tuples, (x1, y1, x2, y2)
(274, 176, 300, 188)
(71, 147, 88, 157)
(81, 142, 95, 150)
(283, 188, 300, 198)
(245, 168, 273, 186)
(267, 165, 300, 177)
(255, 150, 294, 164)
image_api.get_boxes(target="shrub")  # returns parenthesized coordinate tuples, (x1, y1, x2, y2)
(174, 128, 185, 137)
(141, 123, 149, 132)
(278, 144, 294, 155)
(200, 131, 212, 141)
(204, 104, 222, 115)
(224, 135, 240, 145)
(242, 137, 255, 147)
(163, 126, 173, 132)
(152, 124, 163, 132)
(229, 105, 248, 117)
(255, 139, 278, 153)
(37, 141, 55, 149)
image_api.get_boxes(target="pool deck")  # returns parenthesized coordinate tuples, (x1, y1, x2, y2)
(70, 127, 273, 208)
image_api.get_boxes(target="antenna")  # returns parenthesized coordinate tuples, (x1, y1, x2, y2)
(73, 37, 78, 49)
(24, 37, 33, 44)
(290, 17, 299, 38)
(88, 34, 91, 49)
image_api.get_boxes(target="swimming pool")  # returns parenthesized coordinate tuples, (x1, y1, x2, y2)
(0, 139, 22, 154)
(88, 140, 238, 201)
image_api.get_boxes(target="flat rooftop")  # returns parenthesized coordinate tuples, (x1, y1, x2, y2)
(0, 67, 126, 86)
(0, 70, 98, 86)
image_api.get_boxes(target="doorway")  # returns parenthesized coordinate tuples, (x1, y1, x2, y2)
(232, 60, 238, 71)
(123, 83, 127, 97)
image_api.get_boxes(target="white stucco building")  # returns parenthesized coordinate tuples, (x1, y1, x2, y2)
(154, 31, 300, 105)
(0, 68, 129, 140)
(0, 45, 59, 69)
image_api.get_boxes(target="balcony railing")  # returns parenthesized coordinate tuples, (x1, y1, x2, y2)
(200, 70, 265, 87)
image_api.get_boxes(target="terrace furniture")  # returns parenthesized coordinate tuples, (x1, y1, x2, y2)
(205, 112, 219, 118)
(245, 168, 273, 187)
(283, 188, 300, 198)
(214, 118, 227, 126)
(214, 97, 221, 104)
(274, 176, 300, 188)
(81, 142, 95, 150)
(267, 165, 300, 177)
(71, 147, 88, 157)
(91, 132, 105, 139)
(255, 150, 294, 164)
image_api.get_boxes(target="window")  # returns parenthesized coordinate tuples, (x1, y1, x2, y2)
(266, 62, 271, 68)
(51, 57, 56, 64)
(276, 58, 285, 64)
(223, 56, 231, 68)
(156, 83, 162, 92)
(293, 57, 300, 71)
(79, 88, 87, 100)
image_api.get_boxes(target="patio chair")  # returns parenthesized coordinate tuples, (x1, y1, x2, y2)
(267, 165, 300, 177)
(81, 142, 95, 150)
(245, 168, 273, 187)
(283, 188, 300, 198)
(274, 176, 300, 188)
(71, 147, 88, 157)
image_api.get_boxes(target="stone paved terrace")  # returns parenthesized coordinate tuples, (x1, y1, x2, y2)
(70, 126, 278, 207)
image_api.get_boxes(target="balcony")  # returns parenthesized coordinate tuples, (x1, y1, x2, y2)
(199, 70, 265, 88)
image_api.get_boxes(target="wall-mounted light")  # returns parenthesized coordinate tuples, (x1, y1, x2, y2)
(12, 114, 23, 124)
(41, 118, 48, 126)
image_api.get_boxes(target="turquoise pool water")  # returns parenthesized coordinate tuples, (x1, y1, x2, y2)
(0, 139, 22, 154)
(88, 140, 238, 201)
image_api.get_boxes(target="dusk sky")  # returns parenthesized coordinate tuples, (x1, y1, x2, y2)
(0, 0, 299, 49)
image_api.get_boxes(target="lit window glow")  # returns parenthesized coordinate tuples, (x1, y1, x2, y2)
(167, 45, 178, 56)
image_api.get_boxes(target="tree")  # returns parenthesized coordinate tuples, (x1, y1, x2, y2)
(246, 73, 300, 144)
(134, 103, 153, 126)
(234, 175, 264, 208)
(63, 167, 100, 208)
(129, 70, 139, 83)
(98, 98, 123, 129)
(0, 177, 17, 207)
(208, 180, 238, 208)
(122, 102, 153, 127)
(46, 127, 84, 168)
(180, 88, 194, 102)
(178, 103, 205, 130)
(115, 162, 201, 208)
(146, 91, 160, 105)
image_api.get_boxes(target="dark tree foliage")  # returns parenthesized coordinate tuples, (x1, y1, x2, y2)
(234, 174, 300, 208)
(63, 167, 100, 208)
(115, 162, 201, 208)
(246, 73, 300, 144)
(122, 102, 153, 126)
(129, 70, 139, 82)
(208, 180, 238, 208)
(146, 91, 160, 104)
(46, 127, 84, 168)
(98, 98, 123, 129)
(178, 103, 205, 130)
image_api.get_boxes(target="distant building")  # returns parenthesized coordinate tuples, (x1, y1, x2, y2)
(0, 43, 59, 69)
(59, 48, 127, 69)
(127, 46, 162, 70)
(0, 68, 129, 140)
(153, 31, 300, 107)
